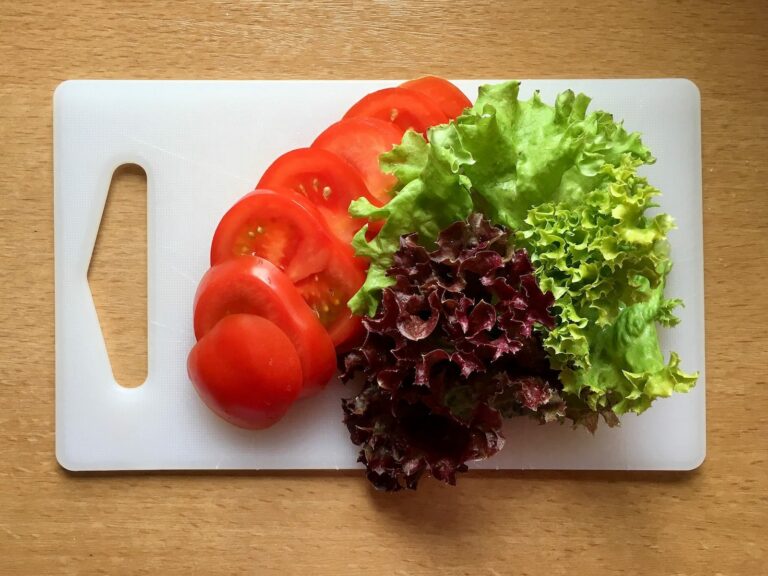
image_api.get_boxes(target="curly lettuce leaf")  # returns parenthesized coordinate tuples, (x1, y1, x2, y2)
(378, 129, 430, 189)
(341, 216, 562, 491)
(454, 81, 653, 228)
(517, 157, 698, 415)
(348, 129, 473, 316)
(560, 279, 698, 416)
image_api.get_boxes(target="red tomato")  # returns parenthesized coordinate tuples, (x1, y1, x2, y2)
(400, 76, 472, 119)
(343, 87, 449, 135)
(188, 314, 302, 429)
(295, 243, 366, 351)
(312, 117, 403, 204)
(257, 148, 378, 246)
(210, 188, 333, 282)
(193, 256, 336, 397)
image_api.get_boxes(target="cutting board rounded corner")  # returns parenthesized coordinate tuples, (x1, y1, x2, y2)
(55, 436, 82, 473)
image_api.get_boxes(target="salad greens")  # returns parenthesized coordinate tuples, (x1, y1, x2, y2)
(520, 157, 697, 419)
(348, 81, 652, 315)
(348, 129, 473, 317)
(342, 215, 562, 491)
(347, 80, 697, 423)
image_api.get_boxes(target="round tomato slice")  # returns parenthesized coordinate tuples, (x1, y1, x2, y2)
(193, 256, 336, 397)
(312, 117, 403, 204)
(400, 76, 472, 119)
(210, 188, 332, 282)
(295, 244, 366, 351)
(257, 148, 377, 246)
(343, 87, 449, 136)
(188, 314, 303, 429)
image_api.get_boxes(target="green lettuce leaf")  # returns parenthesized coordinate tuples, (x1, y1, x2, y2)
(348, 128, 473, 316)
(559, 279, 698, 417)
(518, 157, 675, 369)
(518, 157, 697, 415)
(444, 81, 653, 228)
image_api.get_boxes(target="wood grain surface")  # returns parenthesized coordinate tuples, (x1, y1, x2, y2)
(1, 1, 766, 574)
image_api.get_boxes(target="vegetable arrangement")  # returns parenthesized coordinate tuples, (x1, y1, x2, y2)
(188, 77, 697, 489)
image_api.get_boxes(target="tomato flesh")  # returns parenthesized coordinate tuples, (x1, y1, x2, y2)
(343, 87, 449, 135)
(312, 117, 403, 204)
(188, 314, 303, 429)
(295, 244, 366, 350)
(400, 76, 472, 119)
(193, 256, 336, 397)
(210, 188, 332, 282)
(258, 148, 378, 246)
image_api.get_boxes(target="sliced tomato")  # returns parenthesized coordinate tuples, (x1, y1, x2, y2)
(312, 117, 403, 204)
(343, 87, 449, 136)
(295, 243, 366, 351)
(188, 314, 303, 429)
(400, 76, 472, 119)
(257, 148, 378, 246)
(210, 188, 333, 282)
(193, 256, 336, 397)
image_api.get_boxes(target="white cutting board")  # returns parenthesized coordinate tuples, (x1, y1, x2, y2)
(54, 79, 705, 472)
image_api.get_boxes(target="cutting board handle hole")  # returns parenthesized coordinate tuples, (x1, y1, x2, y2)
(88, 163, 148, 388)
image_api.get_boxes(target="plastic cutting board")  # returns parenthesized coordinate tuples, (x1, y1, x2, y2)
(54, 79, 705, 471)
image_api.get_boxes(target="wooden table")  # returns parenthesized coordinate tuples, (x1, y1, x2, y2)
(1, 1, 766, 574)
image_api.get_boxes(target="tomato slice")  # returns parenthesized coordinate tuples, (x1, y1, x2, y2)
(400, 76, 472, 119)
(193, 256, 336, 397)
(312, 117, 403, 204)
(258, 148, 378, 246)
(210, 188, 333, 282)
(188, 314, 303, 429)
(295, 243, 366, 351)
(343, 87, 449, 135)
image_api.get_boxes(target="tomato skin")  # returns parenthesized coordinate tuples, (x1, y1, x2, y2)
(193, 256, 336, 397)
(188, 314, 303, 429)
(295, 243, 366, 351)
(400, 76, 472, 119)
(312, 117, 403, 205)
(210, 188, 332, 282)
(343, 87, 449, 135)
(257, 148, 378, 246)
